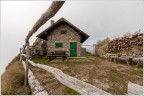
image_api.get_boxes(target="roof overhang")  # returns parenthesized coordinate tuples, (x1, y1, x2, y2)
(37, 17, 89, 43)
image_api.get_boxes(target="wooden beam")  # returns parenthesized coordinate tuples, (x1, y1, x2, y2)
(128, 82, 143, 95)
(25, 1, 65, 46)
(24, 42, 30, 86)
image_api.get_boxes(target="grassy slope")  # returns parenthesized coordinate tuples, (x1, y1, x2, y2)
(1, 55, 142, 95)
(1, 55, 79, 95)
(32, 56, 143, 95)
(1, 55, 31, 95)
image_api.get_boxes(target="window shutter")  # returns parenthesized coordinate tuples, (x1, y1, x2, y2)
(61, 30, 67, 34)
(55, 42, 63, 48)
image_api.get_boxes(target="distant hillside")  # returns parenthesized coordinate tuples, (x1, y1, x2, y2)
(1, 54, 31, 95)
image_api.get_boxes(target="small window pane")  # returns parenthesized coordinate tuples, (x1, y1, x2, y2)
(55, 42, 62, 48)
(61, 30, 67, 34)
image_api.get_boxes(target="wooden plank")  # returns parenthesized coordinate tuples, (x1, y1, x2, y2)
(24, 42, 30, 86)
(22, 61, 48, 95)
(128, 82, 143, 95)
(133, 57, 143, 62)
(21, 54, 27, 57)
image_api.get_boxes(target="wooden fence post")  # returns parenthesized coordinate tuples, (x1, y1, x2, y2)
(24, 42, 30, 86)
(20, 45, 24, 63)
(93, 44, 96, 55)
(20, 48, 22, 62)
(21, 1, 65, 86)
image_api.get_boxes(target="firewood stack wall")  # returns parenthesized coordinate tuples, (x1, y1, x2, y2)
(108, 33, 143, 54)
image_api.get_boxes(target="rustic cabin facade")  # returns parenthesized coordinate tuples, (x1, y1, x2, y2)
(37, 17, 89, 57)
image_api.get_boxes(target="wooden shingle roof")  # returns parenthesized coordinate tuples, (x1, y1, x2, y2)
(37, 17, 89, 43)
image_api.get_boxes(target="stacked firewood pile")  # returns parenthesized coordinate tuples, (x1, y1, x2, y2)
(108, 33, 143, 54)
(30, 38, 47, 58)
(107, 33, 143, 66)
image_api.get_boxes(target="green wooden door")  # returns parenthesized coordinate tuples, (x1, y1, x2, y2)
(70, 42, 77, 56)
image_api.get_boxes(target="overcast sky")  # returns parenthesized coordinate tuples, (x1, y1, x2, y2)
(1, 0, 144, 74)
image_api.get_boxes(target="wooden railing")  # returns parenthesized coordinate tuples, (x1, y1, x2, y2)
(19, 1, 65, 86)
(108, 55, 143, 66)
(128, 82, 143, 95)
(22, 60, 48, 95)
(20, 55, 143, 95)
(21, 55, 111, 95)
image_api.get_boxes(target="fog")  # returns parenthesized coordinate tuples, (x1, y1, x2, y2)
(1, 0, 144, 74)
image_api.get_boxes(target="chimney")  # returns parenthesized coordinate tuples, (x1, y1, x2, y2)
(50, 20, 54, 25)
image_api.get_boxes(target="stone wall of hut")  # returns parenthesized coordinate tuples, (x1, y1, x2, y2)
(47, 24, 81, 56)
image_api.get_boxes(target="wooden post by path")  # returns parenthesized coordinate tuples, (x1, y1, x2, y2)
(24, 42, 30, 86)
(20, 45, 24, 63)
(20, 48, 22, 62)
(21, 1, 65, 86)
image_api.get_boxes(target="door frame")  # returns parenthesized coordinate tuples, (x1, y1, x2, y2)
(70, 42, 77, 57)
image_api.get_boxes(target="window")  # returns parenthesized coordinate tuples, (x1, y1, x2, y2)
(55, 42, 63, 48)
(61, 30, 67, 34)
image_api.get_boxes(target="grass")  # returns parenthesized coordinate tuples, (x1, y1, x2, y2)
(1, 57, 31, 95)
(129, 68, 143, 77)
(106, 69, 127, 94)
(31, 57, 82, 95)
(32, 56, 142, 95)
(32, 57, 92, 67)
(2, 54, 143, 95)
(5, 54, 20, 70)
(106, 67, 143, 94)
(107, 69, 125, 83)
(29, 64, 64, 94)
(107, 83, 127, 95)
(32, 57, 49, 64)
(64, 86, 80, 95)
(29, 64, 80, 95)
(86, 51, 93, 56)
(86, 68, 96, 84)
(29, 64, 57, 84)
